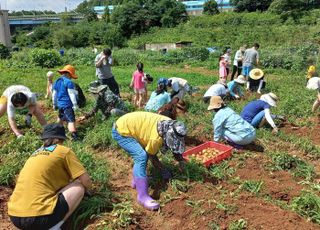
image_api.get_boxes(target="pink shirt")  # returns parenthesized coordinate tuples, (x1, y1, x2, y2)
(133, 70, 145, 90)
(219, 60, 227, 78)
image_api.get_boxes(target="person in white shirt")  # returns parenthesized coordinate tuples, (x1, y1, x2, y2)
(203, 80, 229, 103)
(230, 46, 246, 81)
(168, 77, 191, 99)
(0, 85, 47, 138)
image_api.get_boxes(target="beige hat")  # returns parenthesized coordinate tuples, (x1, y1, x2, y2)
(306, 77, 320, 90)
(249, 68, 264, 80)
(234, 75, 247, 84)
(208, 96, 224, 110)
(260, 92, 278, 107)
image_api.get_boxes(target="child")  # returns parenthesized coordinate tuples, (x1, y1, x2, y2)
(130, 62, 145, 108)
(219, 56, 228, 82)
(45, 71, 54, 99)
(52, 64, 79, 141)
(306, 59, 317, 83)
(142, 73, 153, 105)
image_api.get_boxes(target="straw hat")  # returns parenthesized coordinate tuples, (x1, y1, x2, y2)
(207, 96, 224, 110)
(234, 75, 247, 84)
(260, 92, 278, 107)
(58, 64, 78, 79)
(47, 71, 54, 77)
(306, 77, 320, 90)
(249, 68, 264, 80)
(89, 85, 108, 94)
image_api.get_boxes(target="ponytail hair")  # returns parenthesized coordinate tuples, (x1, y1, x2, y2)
(137, 62, 144, 72)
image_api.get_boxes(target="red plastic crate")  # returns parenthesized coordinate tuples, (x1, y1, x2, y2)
(183, 141, 233, 167)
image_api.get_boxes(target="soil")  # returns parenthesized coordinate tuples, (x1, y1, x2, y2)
(282, 121, 320, 145)
(0, 186, 13, 230)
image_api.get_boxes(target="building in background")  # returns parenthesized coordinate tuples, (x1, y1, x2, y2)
(0, 9, 11, 47)
(93, 6, 114, 18)
(145, 41, 193, 52)
(183, 0, 233, 15)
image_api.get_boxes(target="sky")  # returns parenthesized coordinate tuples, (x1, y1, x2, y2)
(0, 0, 85, 12)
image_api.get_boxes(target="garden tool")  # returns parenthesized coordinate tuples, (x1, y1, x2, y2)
(134, 177, 159, 210)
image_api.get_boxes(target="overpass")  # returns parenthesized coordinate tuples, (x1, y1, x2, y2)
(8, 14, 84, 25)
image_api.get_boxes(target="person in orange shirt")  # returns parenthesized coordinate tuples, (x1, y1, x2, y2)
(8, 123, 92, 230)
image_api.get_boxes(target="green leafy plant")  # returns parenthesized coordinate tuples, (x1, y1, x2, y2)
(228, 219, 247, 230)
(240, 180, 263, 194)
(31, 48, 62, 68)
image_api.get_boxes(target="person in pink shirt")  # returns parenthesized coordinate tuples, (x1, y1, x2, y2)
(130, 63, 145, 108)
(219, 56, 228, 82)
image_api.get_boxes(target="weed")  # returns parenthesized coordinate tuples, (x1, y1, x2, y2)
(170, 179, 191, 193)
(208, 221, 221, 230)
(228, 219, 247, 230)
(111, 201, 135, 228)
(216, 202, 238, 215)
(240, 180, 263, 195)
(209, 161, 235, 181)
(291, 191, 320, 224)
(186, 199, 206, 216)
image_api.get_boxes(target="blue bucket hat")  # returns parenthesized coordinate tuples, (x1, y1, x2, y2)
(157, 78, 169, 86)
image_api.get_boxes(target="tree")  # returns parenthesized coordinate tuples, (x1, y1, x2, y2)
(203, 0, 220, 15)
(230, 0, 273, 12)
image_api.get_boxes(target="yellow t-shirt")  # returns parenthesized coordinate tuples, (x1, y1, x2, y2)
(307, 65, 316, 79)
(116, 111, 170, 155)
(8, 144, 86, 217)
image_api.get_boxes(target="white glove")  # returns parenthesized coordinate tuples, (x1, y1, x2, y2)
(73, 105, 79, 111)
(235, 95, 240, 99)
(17, 134, 24, 139)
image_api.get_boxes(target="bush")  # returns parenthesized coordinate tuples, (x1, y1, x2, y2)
(31, 48, 62, 68)
(0, 43, 10, 59)
(113, 48, 140, 66)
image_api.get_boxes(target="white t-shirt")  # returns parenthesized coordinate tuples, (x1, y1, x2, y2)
(233, 50, 243, 66)
(2, 85, 36, 118)
(169, 77, 188, 92)
(204, 84, 227, 98)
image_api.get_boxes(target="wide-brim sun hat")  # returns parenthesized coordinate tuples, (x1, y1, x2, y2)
(208, 96, 224, 110)
(41, 123, 68, 140)
(234, 75, 247, 84)
(249, 68, 264, 80)
(58, 64, 78, 79)
(89, 85, 108, 94)
(306, 77, 320, 90)
(260, 92, 278, 107)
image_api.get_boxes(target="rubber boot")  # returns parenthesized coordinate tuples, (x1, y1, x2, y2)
(134, 177, 159, 211)
(131, 175, 136, 189)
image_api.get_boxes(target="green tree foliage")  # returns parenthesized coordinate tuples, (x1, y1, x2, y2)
(203, 0, 220, 15)
(83, 8, 99, 22)
(31, 48, 62, 68)
(111, 0, 188, 38)
(231, 0, 273, 12)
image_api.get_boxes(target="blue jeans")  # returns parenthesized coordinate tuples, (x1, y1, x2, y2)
(242, 65, 253, 77)
(251, 110, 276, 128)
(112, 127, 148, 178)
(224, 130, 256, 145)
(58, 107, 75, 122)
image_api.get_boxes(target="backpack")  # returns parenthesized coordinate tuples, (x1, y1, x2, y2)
(74, 83, 86, 108)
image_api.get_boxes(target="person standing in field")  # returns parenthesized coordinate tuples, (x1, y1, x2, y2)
(45, 71, 55, 99)
(8, 123, 92, 230)
(52, 65, 79, 141)
(222, 48, 232, 77)
(208, 96, 256, 148)
(230, 46, 246, 81)
(130, 62, 146, 108)
(112, 112, 187, 211)
(95, 48, 120, 97)
(0, 85, 47, 138)
(306, 77, 320, 114)
(242, 43, 260, 89)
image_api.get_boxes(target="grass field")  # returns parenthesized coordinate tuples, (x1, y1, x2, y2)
(1, 61, 320, 229)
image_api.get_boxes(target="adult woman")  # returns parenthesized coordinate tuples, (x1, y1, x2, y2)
(203, 80, 228, 103)
(230, 46, 246, 81)
(145, 78, 171, 112)
(247, 68, 265, 94)
(112, 112, 187, 210)
(168, 77, 192, 99)
(208, 96, 256, 147)
(240, 93, 280, 133)
(0, 85, 47, 138)
(8, 123, 92, 229)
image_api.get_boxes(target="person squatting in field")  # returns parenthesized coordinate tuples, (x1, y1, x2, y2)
(78, 84, 127, 122)
(167, 77, 193, 99)
(203, 80, 229, 103)
(52, 65, 79, 141)
(112, 111, 187, 210)
(208, 96, 256, 148)
(145, 78, 171, 112)
(95, 48, 120, 97)
(8, 123, 92, 230)
(240, 93, 284, 134)
(227, 75, 247, 100)
(0, 85, 47, 138)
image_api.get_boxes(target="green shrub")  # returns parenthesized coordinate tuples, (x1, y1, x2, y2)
(113, 48, 140, 66)
(0, 43, 10, 59)
(31, 48, 62, 68)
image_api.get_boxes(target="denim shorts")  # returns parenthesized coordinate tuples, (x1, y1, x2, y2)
(10, 193, 69, 230)
(58, 107, 75, 122)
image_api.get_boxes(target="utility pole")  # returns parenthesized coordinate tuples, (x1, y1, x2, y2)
(65, 0, 68, 12)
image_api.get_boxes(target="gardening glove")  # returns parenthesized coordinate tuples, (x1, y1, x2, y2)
(276, 115, 286, 121)
(25, 114, 32, 127)
(161, 168, 172, 180)
(17, 134, 24, 139)
(234, 95, 240, 99)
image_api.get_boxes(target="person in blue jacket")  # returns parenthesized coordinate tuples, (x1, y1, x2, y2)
(227, 75, 246, 100)
(208, 96, 256, 148)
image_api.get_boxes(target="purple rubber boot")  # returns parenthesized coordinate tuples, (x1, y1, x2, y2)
(134, 177, 159, 211)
